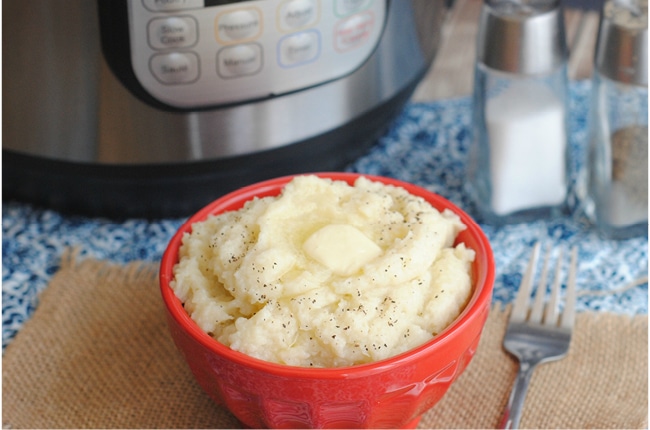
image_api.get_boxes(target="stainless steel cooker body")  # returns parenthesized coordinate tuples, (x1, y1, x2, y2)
(3, 0, 447, 218)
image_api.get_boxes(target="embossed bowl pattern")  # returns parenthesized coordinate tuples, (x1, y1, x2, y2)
(160, 172, 495, 428)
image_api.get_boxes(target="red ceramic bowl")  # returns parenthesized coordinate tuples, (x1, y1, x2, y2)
(160, 172, 495, 429)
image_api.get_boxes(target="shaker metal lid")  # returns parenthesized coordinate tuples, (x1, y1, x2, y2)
(477, 0, 568, 75)
(595, 0, 648, 86)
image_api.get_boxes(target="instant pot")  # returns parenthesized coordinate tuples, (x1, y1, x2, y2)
(3, 0, 448, 218)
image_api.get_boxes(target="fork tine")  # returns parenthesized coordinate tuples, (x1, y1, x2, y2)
(560, 246, 578, 329)
(529, 245, 551, 323)
(544, 247, 564, 326)
(511, 242, 541, 322)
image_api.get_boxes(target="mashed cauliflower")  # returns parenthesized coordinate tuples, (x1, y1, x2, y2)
(172, 175, 474, 367)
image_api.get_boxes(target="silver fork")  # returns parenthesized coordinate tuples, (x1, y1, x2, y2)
(499, 242, 578, 429)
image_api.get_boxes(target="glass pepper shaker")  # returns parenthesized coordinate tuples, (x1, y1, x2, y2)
(467, 0, 571, 224)
(582, 0, 648, 239)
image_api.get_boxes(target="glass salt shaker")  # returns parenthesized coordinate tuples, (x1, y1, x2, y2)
(583, 0, 648, 239)
(467, 0, 571, 224)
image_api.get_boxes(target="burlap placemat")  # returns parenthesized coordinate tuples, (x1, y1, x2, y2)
(3, 252, 648, 429)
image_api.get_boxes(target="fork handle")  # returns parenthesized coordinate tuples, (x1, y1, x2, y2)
(499, 361, 538, 429)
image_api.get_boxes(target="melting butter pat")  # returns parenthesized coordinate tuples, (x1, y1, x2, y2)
(303, 224, 382, 276)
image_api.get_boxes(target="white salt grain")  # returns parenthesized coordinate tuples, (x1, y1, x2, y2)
(485, 81, 567, 215)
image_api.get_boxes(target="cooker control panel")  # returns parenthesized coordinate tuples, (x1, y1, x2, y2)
(127, 0, 386, 108)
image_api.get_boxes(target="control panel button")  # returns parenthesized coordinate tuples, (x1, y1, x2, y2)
(215, 8, 262, 43)
(278, 0, 318, 31)
(217, 44, 263, 78)
(334, 11, 374, 52)
(142, 0, 203, 12)
(278, 30, 320, 67)
(149, 52, 200, 84)
(334, 0, 372, 17)
(148, 16, 198, 50)
(128, 0, 387, 107)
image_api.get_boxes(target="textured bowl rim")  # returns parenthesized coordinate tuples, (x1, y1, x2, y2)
(160, 172, 495, 379)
